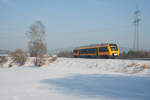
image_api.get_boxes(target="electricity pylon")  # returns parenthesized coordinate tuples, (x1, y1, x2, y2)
(133, 2, 141, 51)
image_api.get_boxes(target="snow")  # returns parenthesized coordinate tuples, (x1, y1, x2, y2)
(0, 57, 150, 100)
(42, 74, 150, 100)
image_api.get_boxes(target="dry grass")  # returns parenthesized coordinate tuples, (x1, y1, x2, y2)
(127, 62, 139, 67)
(134, 69, 139, 74)
(125, 63, 150, 74)
(39, 59, 46, 67)
(131, 62, 139, 67)
(142, 64, 147, 69)
(48, 57, 57, 63)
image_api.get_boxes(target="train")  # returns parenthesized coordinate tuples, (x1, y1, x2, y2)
(73, 43, 119, 58)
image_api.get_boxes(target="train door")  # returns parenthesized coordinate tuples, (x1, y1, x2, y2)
(96, 48, 98, 57)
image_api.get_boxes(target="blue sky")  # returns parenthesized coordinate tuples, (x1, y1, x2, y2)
(0, 0, 150, 51)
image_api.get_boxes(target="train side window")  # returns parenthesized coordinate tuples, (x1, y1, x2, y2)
(104, 47, 108, 52)
(80, 49, 83, 54)
(87, 48, 96, 53)
(99, 47, 108, 52)
(99, 47, 103, 52)
(80, 49, 88, 54)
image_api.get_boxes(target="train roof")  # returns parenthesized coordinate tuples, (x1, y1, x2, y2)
(74, 43, 116, 50)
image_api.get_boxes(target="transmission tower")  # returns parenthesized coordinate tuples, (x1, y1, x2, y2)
(133, 2, 141, 51)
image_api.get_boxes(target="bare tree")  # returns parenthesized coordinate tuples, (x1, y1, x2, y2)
(26, 21, 45, 42)
(26, 21, 47, 66)
(28, 40, 47, 57)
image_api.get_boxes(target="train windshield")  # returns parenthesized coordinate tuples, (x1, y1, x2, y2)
(109, 44, 118, 51)
(73, 50, 78, 53)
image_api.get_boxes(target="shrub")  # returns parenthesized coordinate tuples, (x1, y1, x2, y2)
(0, 56, 8, 66)
(57, 51, 73, 58)
(118, 50, 150, 59)
(8, 64, 13, 68)
(11, 49, 27, 66)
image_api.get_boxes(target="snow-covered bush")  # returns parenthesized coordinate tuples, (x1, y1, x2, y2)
(11, 49, 27, 66)
(48, 56, 57, 63)
(0, 56, 8, 66)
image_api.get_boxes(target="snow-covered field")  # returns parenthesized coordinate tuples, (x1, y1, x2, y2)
(0, 57, 150, 100)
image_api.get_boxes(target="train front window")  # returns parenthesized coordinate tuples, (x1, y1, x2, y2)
(109, 44, 118, 51)
(73, 50, 78, 53)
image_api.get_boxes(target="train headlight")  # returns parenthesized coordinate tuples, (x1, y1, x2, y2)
(114, 53, 118, 56)
(112, 53, 118, 56)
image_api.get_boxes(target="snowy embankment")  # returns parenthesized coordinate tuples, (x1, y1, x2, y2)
(49, 58, 150, 76)
(0, 57, 150, 100)
(1, 57, 150, 76)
